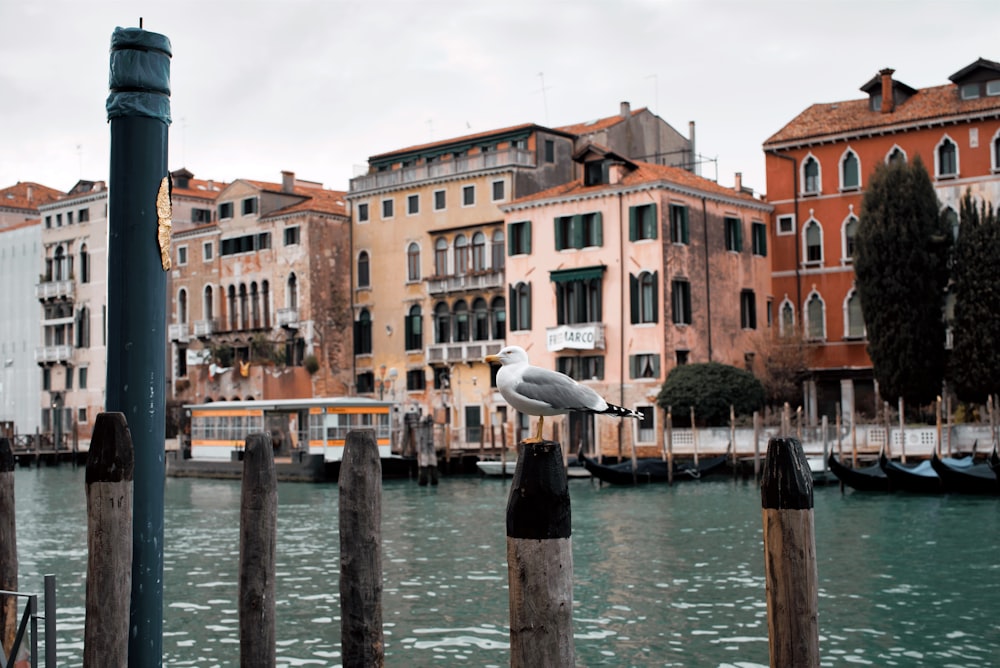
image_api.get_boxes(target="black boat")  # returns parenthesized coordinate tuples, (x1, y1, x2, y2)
(930, 451, 999, 495)
(827, 453, 890, 492)
(991, 444, 1000, 479)
(879, 453, 943, 494)
(578, 451, 728, 485)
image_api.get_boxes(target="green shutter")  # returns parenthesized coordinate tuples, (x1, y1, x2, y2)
(737, 222, 743, 251)
(508, 223, 515, 255)
(594, 212, 603, 247)
(649, 203, 659, 240)
(682, 207, 690, 244)
(524, 220, 532, 255)
(554, 217, 564, 250)
(651, 271, 659, 323)
(628, 354, 637, 379)
(628, 206, 637, 241)
(629, 273, 639, 324)
(652, 354, 661, 377)
(572, 214, 584, 249)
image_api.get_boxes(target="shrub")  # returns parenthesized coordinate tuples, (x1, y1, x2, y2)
(655, 362, 765, 426)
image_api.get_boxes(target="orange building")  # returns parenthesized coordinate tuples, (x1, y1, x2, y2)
(763, 58, 1000, 423)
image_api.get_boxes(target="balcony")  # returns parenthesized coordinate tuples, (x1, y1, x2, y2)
(35, 280, 75, 301)
(193, 319, 218, 337)
(35, 345, 72, 364)
(545, 323, 606, 352)
(168, 323, 190, 342)
(426, 271, 504, 296)
(276, 308, 299, 329)
(349, 148, 537, 193)
(426, 340, 503, 366)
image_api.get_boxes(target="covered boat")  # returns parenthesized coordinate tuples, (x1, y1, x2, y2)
(930, 452, 999, 495)
(879, 453, 942, 494)
(827, 453, 890, 492)
(578, 452, 727, 485)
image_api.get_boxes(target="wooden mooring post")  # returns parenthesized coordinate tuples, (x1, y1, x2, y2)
(239, 433, 276, 667)
(84, 413, 134, 668)
(339, 431, 384, 667)
(506, 440, 574, 667)
(760, 437, 819, 667)
(0, 437, 16, 656)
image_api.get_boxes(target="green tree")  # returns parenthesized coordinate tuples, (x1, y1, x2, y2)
(655, 362, 765, 426)
(854, 156, 952, 406)
(948, 190, 1000, 403)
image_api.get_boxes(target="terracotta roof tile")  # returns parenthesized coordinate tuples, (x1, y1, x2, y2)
(0, 182, 64, 211)
(173, 178, 225, 200)
(555, 107, 647, 135)
(368, 123, 541, 161)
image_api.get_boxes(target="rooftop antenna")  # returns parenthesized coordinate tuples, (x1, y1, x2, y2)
(534, 72, 552, 125)
(139, 17, 143, 28)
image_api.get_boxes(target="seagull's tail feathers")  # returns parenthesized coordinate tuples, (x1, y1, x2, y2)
(600, 403, 643, 420)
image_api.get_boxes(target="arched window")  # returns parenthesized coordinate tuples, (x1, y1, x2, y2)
(802, 155, 820, 194)
(491, 230, 505, 271)
(842, 215, 858, 261)
(992, 130, 1000, 172)
(250, 282, 260, 328)
(472, 298, 489, 340)
(288, 273, 298, 310)
(434, 238, 448, 276)
(79, 244, 90, 283)
(490, 296, 506, 340)
(942, 207, 959, 241)
(354, 309, 372, 355)
(178, 288, 188, 325)
(204, 285, 214, 321)
(453, 300, 470, 342)
(886, 146, 906, 165)
(510, 282, 531, 331)
(841, 149, 860, 190)
(936, 136, 958, 177)
(804, 220, 823, 264)
(239, 284, 249, 330)
(630, 271, 658, 324)
(407, 243, 420, 281)
(844, 289, 865, 339)
(434, 302, 451, 343)
(228, 285, 237, 329)
(53, 246, 67, 281)
(454, 235, 469, 276)
(806, 292, 825, 340)
(261, 280, 270, 328)
(405, 305, 422, 351)
(357, 251, 370, 288)
(471, 232, 487, 272)
(780, 299, 795, 337)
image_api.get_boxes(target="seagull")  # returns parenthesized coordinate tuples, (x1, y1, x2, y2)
(485, 345, 642, 443)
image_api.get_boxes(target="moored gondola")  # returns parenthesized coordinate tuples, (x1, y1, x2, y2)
(930, 452, 999, 495)
(880, 453, 943, 494)
(578, 451, 728, 485)
(827, 452, 890, 492)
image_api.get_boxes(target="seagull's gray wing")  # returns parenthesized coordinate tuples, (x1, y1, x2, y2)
(515, 366, 605, 412)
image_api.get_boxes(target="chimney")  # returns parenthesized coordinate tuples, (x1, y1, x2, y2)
(734, 172, 743, 193)
(880, 68, 895, 114)
(609, 161, 626, 185)
(620, 101, 631, 118)
(688, 121, 698, 174)
(26, 185, 33, 202)
(281, 170, 295, 193)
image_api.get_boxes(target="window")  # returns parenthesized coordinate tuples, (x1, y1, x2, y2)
(993, 133, 1000, 172)
(630, 271, 658, 324)
(204, 285, 214, 321)
(740, 289, 757, 329)
(357, 251, 370, 288)
(471, 232, 487, 272)
(676, 350, 689, 365)
(65, 369, 72, 390)
(960, 83, 980, 100)
(433, 367, 450, 390)
(433, 189, 446, 211)
(79, 244, 90, 283)
(287, 273, 298, 310)
(669, 204, 689, 244)
(434, 238, 448, 275)
(472, 298, 489, 340)
(220, 233, 271, 256)
(804, 220, 823, 264)
(406, 369, 426, 391)
(635, 405, 656, 442)
(806, 293, 825, 340)
(845, 289, 865, 339)
(510, 282, 531, 331)
(407, 194, 419, 215)
(42, 368, 50, 391)
(381, 198, 394, 219)
(67, 211, 74, 225)
(492, 230, 505, 270)
(177, 289, 188, 324)
(841, 150, 860, 190)
(462, 185, 475, 207)
(629, 355, 661, 380)
(802, 156, 820, 194)
(752, 222, 767, 256)
(671, 279, 692, 325)
(192, 208, 210, 223)
(629, 203, 657, 241)
(937, 137, 958, 177)
(584, 160, 609, 186)
(356, 371, 374, 393)
(491, 180, 505, 202)
(284, 226, 300, 246)
(454, 235, 469, 276)
(405, 305, 422, 351)
(556, 356, 604, 381)
(544, 139, 555, 163)
(407, 243, 421, 281)
(78, 208, 90, 223)
(509, 221, 531, 255)
(724, 217, 742, 252)
(219, 202, 233, 219)
(354, 309, 372, 355)
(988, 80, 1000, 96)
(203, 241, 214, 261)
(490, 296, 506, 339)
(357, 202, 369, 222)
(555, 213, 603, 250)
(843, 216, 858, 261)
(453, 301, 470, 342)
(76, 307, 91, 347)
(79, 367, 88, 389)
(434, 302, 451, 343)
(887, 146, 906, 165)
(242, 197, 258, 216)
(177, 246, 188, 266)
(777, 214, 795, 236)
(555, 278, 602, 325)
(780, 300, 795, 337)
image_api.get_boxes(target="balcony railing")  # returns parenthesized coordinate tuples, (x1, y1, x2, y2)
(426, 340, 503, 366)
(426, 271, 504, 296)
(349, 148, 537, 193)
(168, 323, 190, 342)
(193, 319, 218, 337)
(545, 322, 606, 352)
(35, 280, 75, 301)
(35, 345, 72, 364)
(276, 308, 299, 328)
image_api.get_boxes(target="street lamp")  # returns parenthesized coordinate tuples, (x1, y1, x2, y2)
(377, 365, 398, 400)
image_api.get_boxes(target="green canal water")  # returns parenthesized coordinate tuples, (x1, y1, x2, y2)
(11, 465, 1000, 666)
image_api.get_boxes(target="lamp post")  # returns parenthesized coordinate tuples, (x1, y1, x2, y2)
(376, 365, 397, 401)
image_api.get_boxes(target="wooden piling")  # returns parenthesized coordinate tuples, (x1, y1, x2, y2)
(760, 437, 819, 668)
(0, 437, 16, 657)
(752, 411, 761, 479)
(339, 431, 384, 667)
(84, 413, 134, 668)
(239, 432, 276, 668)
(898, 397, 907, 463)
(665, 407, 674, 485)
(506, 440, 574, 667)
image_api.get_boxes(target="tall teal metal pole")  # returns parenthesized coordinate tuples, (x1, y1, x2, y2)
(105, 25, 171, 667)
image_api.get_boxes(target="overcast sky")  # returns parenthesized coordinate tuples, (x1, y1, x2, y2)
(3, 0, 999, 198)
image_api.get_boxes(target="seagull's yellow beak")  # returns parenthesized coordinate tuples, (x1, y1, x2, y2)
(485, 354, 500, 365)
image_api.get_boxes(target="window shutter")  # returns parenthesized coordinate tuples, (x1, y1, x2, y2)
(524, 221, 532, 255)
(629, 273, 639, 324)
(508, 284, 516, 329)
(525, 283, 532, 330)
(628, 206, 637, 241)
(508, 224, 515, 256)
(628, 354, 637, 379)
(652, 354, 661, 377)
(572, 214, 584, 249)
(554, 217, 564, 250)
(651, 271, 659, 323)
(594, 212, 603, 247)
(682, 207, 690, 244)
(737, 222, 743, 251)
(649, 203, 659, 240)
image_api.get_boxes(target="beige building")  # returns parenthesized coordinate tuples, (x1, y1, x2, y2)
(502, 147, 773, 458)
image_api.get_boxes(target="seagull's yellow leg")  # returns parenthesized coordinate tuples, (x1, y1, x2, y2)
(523, 416, 545, 444)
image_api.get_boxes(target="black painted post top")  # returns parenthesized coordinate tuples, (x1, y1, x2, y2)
(0, 437, 12, 473)
(86, 412, 135, 485)
(506, 440, 571, 540)
(106, 26, 172, 124)
(761, 437, 813, 510)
